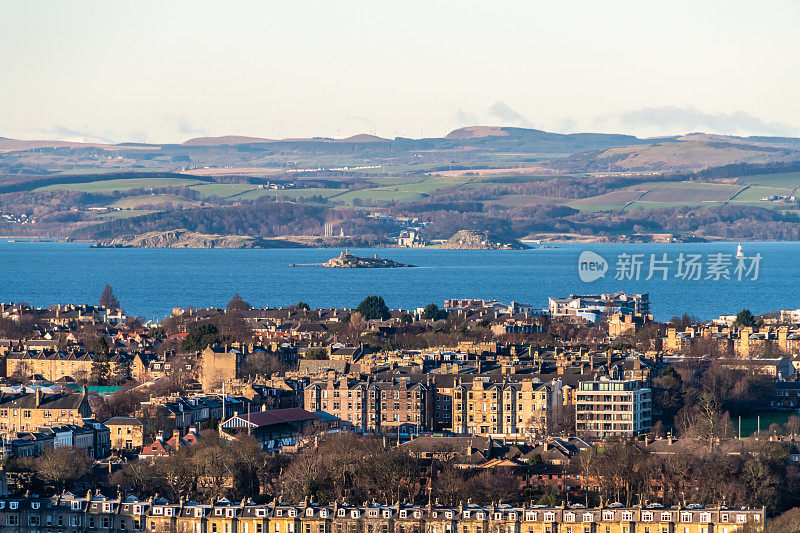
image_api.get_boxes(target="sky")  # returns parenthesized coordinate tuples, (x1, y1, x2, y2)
(1, 0, 799, 144)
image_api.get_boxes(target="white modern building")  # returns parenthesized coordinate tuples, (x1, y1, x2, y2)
(575, 378, 652, 438)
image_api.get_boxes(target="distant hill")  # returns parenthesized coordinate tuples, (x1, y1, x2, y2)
(3, 125, 800, 175)
(0, 137, 156, 153)
(182, 135, 275, 146)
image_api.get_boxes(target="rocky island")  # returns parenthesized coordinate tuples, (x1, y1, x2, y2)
(291, 250, 415, 268)
(92, 229, 305, 249)
(438, 230, 527, 250)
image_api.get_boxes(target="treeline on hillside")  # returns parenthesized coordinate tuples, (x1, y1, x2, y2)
(70, 201, 329, 239)
(411, 203, 800, 240)
(0, 186, 206, 215)
(0, 172, 211, 194)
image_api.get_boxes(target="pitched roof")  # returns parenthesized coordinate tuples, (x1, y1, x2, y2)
(225, 407, 319, 428)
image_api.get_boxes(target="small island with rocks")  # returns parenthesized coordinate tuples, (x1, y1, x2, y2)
(291, 250, 415, 268)
(438, 229, 527, 250)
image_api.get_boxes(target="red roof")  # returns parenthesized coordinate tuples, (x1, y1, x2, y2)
(141, 439, 171, 457)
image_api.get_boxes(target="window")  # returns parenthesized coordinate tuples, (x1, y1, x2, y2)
(621, 512, 632, 521)
(680, 513, 692, 522)
(564, 513, 575, 522)
(642, 512, 652, 522)
(736, 515, 746, 523)
(602, 512, 614, 521)
(699, 513, 711, 523)
(660, 513, 671, 522)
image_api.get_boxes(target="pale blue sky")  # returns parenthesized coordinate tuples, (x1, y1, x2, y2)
(2, 0, 799, 143)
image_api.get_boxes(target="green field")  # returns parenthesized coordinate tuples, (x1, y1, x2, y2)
(737, 171, 800, 189)
(738, 411, 796, 437)
(729, 186, 795, 202)
(36, 177, 204, 193)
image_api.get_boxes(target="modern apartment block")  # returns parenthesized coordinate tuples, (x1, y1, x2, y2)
(548, 293, 649, 323)
(575, 379, 652, 438)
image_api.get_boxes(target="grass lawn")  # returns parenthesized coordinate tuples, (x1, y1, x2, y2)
(737, 411, 795, 437)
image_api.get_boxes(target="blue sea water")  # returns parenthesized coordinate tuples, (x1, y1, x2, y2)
(0, 240, 798, 321)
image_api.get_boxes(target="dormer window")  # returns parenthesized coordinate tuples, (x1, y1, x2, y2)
(227, 509, 236, 518)
(582, 514, 594, 523)
(320, 510, 329, 518)
(32, 502, 40, 510)
(369, 510, 378, 518)
(383, 510, 391, 518)
(564, 513, 575, 523)
(475, 513, 483, 520)
(288, 510, 296, 517)
(215, 509, 224, 516)
(134, 506, 142, 515)
(103, 503, 111, 512)
(153, 508, 163, 515)
(165, 508, 174, 517)
(196, 509, 204, 518)
(543, 513, 555, 522)
(414, 511, 421, 519)
(494, 513, 502, 521)
(338, 509, 346, 517)
(463, 511, 470, 519)
(524, 512, 535, 521)
(445, 512, 453, 519)
(10, 502, 18, 510)
(306, 509, 314, 517)
(399, 511, 407, 519)
(602, 511, 613, 521)
(276, 510, 283, 517)
(351, 510, 360, 519)
(508, 513, 516, 521)
(256, 509, 266, 518)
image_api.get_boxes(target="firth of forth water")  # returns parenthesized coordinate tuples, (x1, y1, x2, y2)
(0, 240, 798, 321)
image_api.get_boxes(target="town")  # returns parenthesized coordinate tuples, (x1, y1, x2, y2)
(0, 288, 798, 531)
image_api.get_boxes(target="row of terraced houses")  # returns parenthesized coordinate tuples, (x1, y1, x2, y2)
(0, 491, 765, 533)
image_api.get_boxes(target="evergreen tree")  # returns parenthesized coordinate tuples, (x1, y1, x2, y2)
(99, 284, 120, 309)
(421, 303, 440, 320)
(356, 295, 390, 320)
(182, 323, 220, 351)
(226, 293, 251, 312)
(90, 353, 111, 385)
